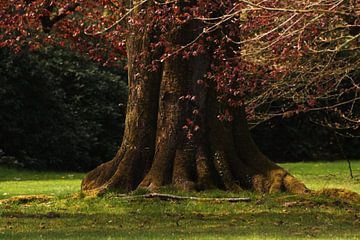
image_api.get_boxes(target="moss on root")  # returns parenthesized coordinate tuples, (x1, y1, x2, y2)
(316, 188, 360, 202)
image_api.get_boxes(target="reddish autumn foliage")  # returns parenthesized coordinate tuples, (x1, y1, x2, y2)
(1, 0, 359, 129)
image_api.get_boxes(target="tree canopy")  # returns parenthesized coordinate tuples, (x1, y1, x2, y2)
(1, 1, 359, 132)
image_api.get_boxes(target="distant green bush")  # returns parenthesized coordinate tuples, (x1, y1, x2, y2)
(0, 47, 127, 171)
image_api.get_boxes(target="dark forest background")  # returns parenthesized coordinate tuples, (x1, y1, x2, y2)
(1, 47, 359, 171)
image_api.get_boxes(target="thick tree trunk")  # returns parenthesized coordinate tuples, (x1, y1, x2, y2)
(81, 3, 308, 195)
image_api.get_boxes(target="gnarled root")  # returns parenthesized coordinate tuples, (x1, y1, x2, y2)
(81, 115, 309, 195)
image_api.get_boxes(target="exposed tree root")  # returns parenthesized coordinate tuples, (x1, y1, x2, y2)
(82, 138, 309, 195)
(81, 94, 309, 195)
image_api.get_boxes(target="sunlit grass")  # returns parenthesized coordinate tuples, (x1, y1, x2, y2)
(0, 161, 359, 240)
(280, 161, 360, 193)
(1, 190, 359, 240)
(1, 161, 358, 199)
(0, 167, 84, 199)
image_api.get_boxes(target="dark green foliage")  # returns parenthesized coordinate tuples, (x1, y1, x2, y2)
(0, 46, 358, 171)
(252, 114, 360, 162)
(0, 47, 127, 170)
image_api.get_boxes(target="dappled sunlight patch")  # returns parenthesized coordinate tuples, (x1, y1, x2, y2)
(315, 188, 360, 202)
(273, 189, 360, 209)
(2, 212, 60, 219)
(0, 195, 54, 205)
(81, 188, 109, 199)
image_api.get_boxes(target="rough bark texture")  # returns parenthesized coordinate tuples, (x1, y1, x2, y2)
(81, 2, 308, 195)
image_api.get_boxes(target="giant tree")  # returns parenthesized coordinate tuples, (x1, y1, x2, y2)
(1, 0, 359, 194)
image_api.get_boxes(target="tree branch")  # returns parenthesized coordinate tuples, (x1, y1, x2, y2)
(128, 193, 251, 202)
(39, 2, 80, 33)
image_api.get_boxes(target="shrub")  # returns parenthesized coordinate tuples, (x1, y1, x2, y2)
(0, 47, 127, 171)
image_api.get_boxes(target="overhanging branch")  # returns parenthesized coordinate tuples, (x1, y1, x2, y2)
(39, 2, 80, 33)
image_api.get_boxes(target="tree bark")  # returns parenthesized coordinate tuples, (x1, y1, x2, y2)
(81, 2, 308, 195)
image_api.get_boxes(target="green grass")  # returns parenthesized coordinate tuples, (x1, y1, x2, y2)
(0, 161, 359, 240)
(280, 161, 360, 193)
(0, 167, 84, 199)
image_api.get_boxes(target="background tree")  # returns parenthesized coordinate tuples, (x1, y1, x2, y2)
(1, 0, 359, 194)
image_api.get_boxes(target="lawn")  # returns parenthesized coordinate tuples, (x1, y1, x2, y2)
(281, 161, 360, 193)
(0, 167, 84, 199)
(0, 161, 359, 239)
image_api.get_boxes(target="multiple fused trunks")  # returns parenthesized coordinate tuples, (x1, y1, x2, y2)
(81, 53, 308, 195)
(81, 2, 308, 195)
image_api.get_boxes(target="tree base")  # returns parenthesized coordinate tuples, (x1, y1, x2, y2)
(81, 140, 309, 195)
